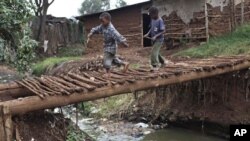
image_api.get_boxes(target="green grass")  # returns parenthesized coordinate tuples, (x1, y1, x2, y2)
(57, 44, 85, 57)
(32, 44, 85, 76)
(32, 57, 81, 76)
(174, 24, 250, 58)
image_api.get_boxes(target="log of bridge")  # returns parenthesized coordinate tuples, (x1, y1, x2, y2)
(0, 82, 33, 100)
(0, 88, 33, 98)
(0, 83, 21, 91)
(1, 60, 250, 115)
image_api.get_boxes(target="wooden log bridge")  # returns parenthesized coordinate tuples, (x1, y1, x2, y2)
(0, 56, 250, 115)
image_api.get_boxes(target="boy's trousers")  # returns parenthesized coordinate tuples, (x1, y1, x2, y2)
(151, 40, 165, 67)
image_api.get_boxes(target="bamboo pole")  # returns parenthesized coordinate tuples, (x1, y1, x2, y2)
(1, 60, 250, 115)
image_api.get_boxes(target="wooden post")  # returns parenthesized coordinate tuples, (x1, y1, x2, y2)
(0, 106, 12, 141)
(233, 0, 236, 28)
(0, 106, 5, 140)
(241, 0, 245, 25)
(230, 0, 235, 32)
(205, 0, 209, 42)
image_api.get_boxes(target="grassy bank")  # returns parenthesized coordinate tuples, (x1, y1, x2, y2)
(32, 57, 81, 76)
(32, 44, 84, 76)
(175, 24, 250, 58)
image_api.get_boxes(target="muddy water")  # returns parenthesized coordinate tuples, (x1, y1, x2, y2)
(61, 107, 227, 141)
(143, 129, 227, 141)
(66, 113, 227, 141)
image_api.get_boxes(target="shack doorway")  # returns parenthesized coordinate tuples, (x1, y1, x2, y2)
(143, 14, 152, 47)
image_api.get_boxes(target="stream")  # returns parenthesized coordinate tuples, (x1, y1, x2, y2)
(61, 107, 227, 141)
(143, 129, 226, 141)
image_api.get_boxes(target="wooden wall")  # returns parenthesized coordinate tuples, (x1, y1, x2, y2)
(31, 16, 83, 56)
(81, 4, 150, 50)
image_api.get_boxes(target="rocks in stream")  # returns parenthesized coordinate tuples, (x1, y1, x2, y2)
(95, 120, 155, 140)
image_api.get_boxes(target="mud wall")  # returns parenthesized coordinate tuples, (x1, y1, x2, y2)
(153, 0, 204, 24)
(81, 4, 148, 51)
(153, 0, 206, 41)
(153, 0, 250, 41)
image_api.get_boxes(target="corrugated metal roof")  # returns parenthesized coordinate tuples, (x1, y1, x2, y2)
(76, 0, 151, 19)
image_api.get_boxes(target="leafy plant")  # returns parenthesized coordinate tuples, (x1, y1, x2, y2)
(0, 0, 38, 72)
(16, 27, 38, 72)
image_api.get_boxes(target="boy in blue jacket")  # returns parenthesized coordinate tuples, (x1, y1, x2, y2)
(144, 7, 166, 71)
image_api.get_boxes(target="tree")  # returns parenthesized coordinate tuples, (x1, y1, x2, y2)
(115, 0, 127, 8)
(30, 0, 55, 42)
(0, 0, 37, 72)
(79, 0, 110, 15)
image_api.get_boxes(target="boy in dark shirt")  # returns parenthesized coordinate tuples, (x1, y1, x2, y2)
(144, 7, 166, 71)
(87, 12, 129, 77)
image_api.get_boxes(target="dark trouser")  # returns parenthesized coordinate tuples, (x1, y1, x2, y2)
(151, 40, 165, 67)
(104, 52, 124, 69)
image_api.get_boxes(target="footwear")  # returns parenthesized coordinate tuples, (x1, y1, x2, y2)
(151, 66, 159, 72)
(123, 62, 130, 73)
(161, 60, 172, 68)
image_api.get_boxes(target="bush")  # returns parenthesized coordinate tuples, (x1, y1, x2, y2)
(0, 0, 37, 72)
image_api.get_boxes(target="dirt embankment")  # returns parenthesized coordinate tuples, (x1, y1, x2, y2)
(14, 111, 93, 141)
(113, 69, 250, 138)
(15, 112, 68, 141)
